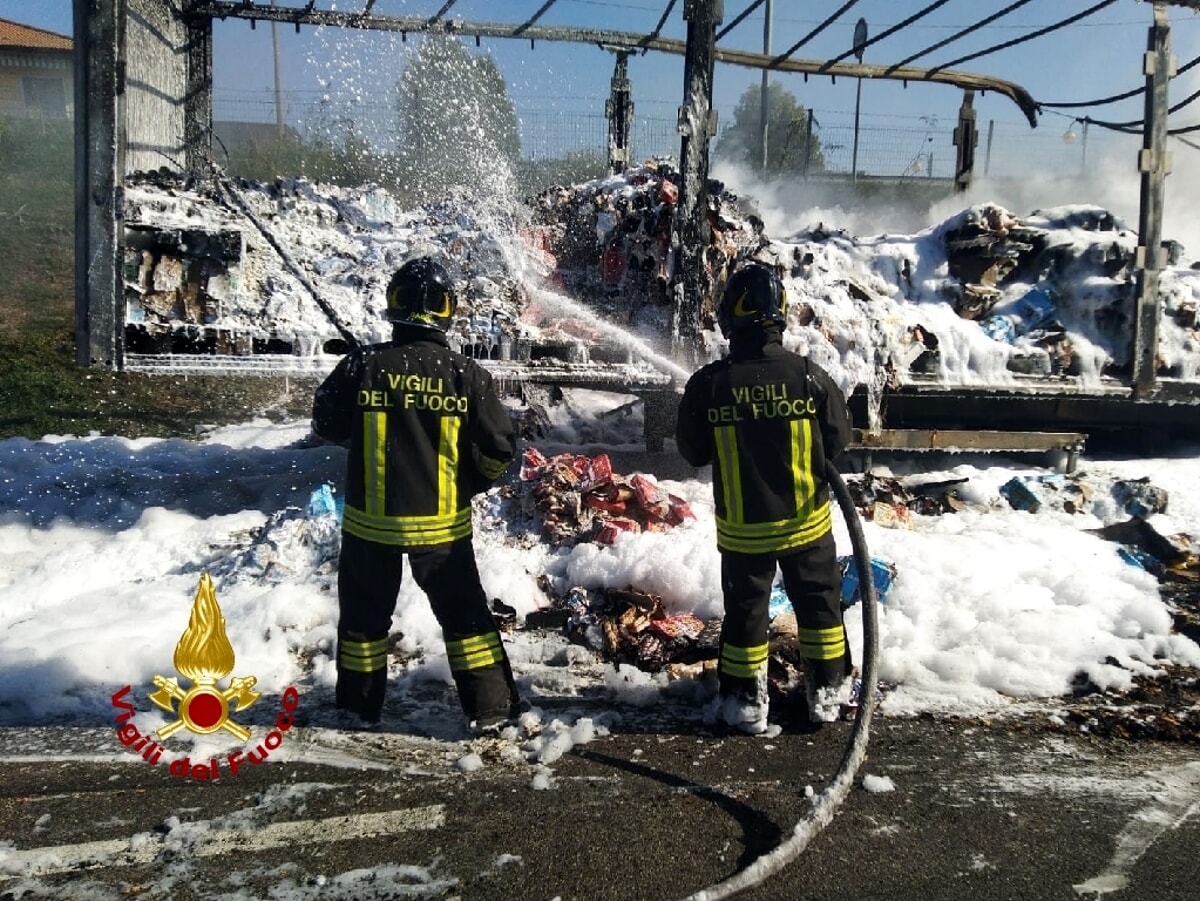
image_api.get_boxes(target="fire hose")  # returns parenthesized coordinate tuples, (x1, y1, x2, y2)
(682, 460, 880, 901)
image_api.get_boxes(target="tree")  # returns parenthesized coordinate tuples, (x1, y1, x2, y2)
(394, 35, 522, 203)
(714, 82, 825, 176)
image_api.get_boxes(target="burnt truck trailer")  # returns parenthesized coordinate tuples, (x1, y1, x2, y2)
(73, 1, 1200, 462)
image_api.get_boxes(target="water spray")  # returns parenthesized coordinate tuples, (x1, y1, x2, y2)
(681, 460, 880, 901)
(524, 284, 694, 384)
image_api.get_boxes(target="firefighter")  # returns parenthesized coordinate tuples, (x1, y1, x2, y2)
(312, 257, 523, 734)
(676, 262, 854, 733)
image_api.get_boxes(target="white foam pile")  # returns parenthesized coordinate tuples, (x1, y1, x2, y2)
(121, 164, 1200, 399)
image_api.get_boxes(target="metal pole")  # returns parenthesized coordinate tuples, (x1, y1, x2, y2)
(851, 18, 867, 185)
(272, 0, 285, 135)
(758, 0, 772, 173)
(1132, 3, 1173, 397)
(803, 108, 814, 178)
(984, 119, 994, 177)
(851, 79, 862, 184)
(1080, 119, 1089, 175)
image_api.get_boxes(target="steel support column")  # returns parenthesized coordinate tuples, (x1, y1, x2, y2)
(184, 6, 214, 172)
(1132, 4, 1173, 397)
(952, 89, 978, 193)
(671, 0, 721, 363)
(605, 51, 633, 175)
(74, 0, 124, 369)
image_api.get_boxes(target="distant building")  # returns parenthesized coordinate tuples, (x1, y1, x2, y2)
(0, 17, 73, 120)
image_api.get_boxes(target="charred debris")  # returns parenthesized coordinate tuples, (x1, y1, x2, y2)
(119, 163, 1200, 397)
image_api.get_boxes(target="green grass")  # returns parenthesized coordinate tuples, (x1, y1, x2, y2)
(0, 117, 315, 441)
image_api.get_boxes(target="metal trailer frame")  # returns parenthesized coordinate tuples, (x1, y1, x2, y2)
(72, 1, 1200, 455)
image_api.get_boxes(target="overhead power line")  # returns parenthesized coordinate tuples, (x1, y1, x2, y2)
(716, 0, 767, 42)
(770, 0, 861, 66)
(927, 0, 1119, 77)
(425, 0, 459, 27)
(637, 0, 677, 52)
(514, 0, 559, 37)
(819, 0, 953, 72)
(884, 0, 1036, 75)
(1082, 81, 1200, 130)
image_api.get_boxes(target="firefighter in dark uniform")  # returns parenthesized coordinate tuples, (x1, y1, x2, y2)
(312, 257, 523, 732)
(676, 262, 854, 732)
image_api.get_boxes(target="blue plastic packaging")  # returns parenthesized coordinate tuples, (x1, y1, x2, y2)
(307, 483, 343, 519)
(839, 556, 897, 605)
(981, 287, 1057, 344)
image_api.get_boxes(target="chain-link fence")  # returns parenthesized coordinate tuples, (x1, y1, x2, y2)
(213, 92, 1140, 182)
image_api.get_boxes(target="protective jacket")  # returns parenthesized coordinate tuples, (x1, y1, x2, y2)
(676, 327, 852, 555)
(312, 324, 515, 549)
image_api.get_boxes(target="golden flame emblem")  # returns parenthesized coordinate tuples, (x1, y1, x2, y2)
(149, 573, 261, 740)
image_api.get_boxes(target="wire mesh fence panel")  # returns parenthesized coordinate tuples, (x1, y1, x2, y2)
(208, 91, 1155, 184)
(978, 120, 1141, 179)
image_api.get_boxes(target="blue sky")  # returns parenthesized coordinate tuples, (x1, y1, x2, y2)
(6, 1, 1200, 167)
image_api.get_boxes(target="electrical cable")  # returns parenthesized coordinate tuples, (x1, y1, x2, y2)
(884, 0, 1036, 75)
(680, 459, 880, 901)
(425, 0, 459, 27)
(513, 0, 560, 37)
(716, 0, 767, 43)
(637, 0, 677, 52)
(1039, 54, 1200, 109)
(927, 0, 1118, 77)
(1084, 116, 1200, 136)
(1083, 81, 1200, 129)
(819, 0, 953, 72)
(769, 0, 861, 67)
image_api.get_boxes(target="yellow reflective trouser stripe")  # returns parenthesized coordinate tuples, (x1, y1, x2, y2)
(477, 451, 508, 480)
(720, 642, 769, 679)
(342, 505, 472, 546)
(713, 425, 743, 524)
(340, 637, 389, 673)
(439, 415, 460, 517)
(363, 412, 388, 517)
(445, 632, 505, 671)
(799, 624, 847, 661)
(716, 502, 833, 553)
(791, 418, 817, 522)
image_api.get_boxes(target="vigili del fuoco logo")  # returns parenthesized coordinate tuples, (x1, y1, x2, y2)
(111, 572, 300, 780)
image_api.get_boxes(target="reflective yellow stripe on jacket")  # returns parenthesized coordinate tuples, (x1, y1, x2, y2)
(713, 419, 833, 553)
(344, 411, 472, 547)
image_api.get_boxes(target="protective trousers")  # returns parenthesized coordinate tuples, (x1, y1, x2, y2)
(718, 530, 850, 703)
(335, 532, 519, 723)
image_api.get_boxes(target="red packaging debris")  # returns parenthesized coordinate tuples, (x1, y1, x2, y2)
(631, 473, 671, 520)
(595, 517, 641, 545)
(517, 447, 694, 547)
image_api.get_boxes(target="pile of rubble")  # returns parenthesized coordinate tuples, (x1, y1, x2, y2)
(527, 158, 766, 333)
(121, 163, 1200, 394)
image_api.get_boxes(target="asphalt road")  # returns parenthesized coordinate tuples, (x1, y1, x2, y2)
(1, 703, 1198, 901)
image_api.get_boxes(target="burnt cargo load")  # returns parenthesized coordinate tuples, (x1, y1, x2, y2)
(118, 165, 1200, 441)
